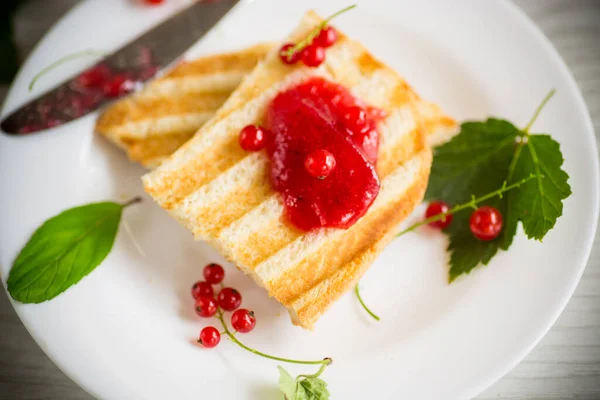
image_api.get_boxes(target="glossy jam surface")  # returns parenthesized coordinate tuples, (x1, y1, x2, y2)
(265, 77, 384, 231)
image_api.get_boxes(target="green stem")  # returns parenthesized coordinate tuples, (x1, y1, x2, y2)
(284, 5, 357, 57)
(396, 174, 538, 238)
(297, 361, 331, 381)
(29, 49, 107, 91)
(216, 309, 331, 366)
(121, 197, 142, 209)
(354, 284, 380, 321)
(523, 89, 556, 133)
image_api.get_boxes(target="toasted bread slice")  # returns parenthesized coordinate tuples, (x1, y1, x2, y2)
(96, 43, 274, 168)
(143, 11, 454, 329)
(96, 43, 456, 168)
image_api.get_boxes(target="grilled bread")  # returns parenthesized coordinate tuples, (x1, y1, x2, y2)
(96, 44, 455, 169)
(96, 43, 274, 168)
(143, 11, 456, 329)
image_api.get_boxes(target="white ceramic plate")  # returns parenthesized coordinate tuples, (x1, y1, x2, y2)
(1, 0, 598, 399)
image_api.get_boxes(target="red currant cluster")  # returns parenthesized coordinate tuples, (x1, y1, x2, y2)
(192, 263, 256, 348)
(425, 201, 503, 241)
(278, 26, 338, 68)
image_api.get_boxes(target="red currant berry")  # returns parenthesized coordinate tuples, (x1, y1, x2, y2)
(191, 281, 214, 300)
(198, 326, 220, 348)
(304, 149, 336, 179)
(194, 296, 218, 318)
(76, 64, 111, 89)
(103, 74, 134, 98)
(425, 201, 453, 229)
(470, 206, 503, 241)
(203, 263, 225, 284)
(231, 309, 256, 333)
(239, 125, 267, 152)
(343, 106, 368, 133)
(314, 26, 337, 48)
(217, 288, 242, 311)
(279, 43, 300, 65)
(301, 44, 326, 67)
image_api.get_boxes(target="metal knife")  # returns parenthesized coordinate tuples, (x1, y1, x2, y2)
(1, 0, 240, 135)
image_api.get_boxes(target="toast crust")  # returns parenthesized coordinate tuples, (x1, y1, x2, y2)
(143, 11, 452, 328)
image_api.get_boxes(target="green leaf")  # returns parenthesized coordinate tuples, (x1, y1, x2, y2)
(426, 119, 521, 279)
(277, 366, 330, 400)
(278, 366, 297, 400)
(7, 198, 139, 303)
(509, 135, 571, 240)
(426, 119, 519, 205)
(425, 112, 571, 281)
(298, 377, 330, 400)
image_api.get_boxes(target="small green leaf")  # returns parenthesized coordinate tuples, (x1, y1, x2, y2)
(278, 366, 297, 400)
(7, 198, 139, 303)
(298, 377, 330, 400)
(277, 366, 330, 400)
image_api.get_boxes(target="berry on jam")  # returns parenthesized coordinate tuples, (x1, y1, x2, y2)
(279, 43, 300, 65)
(265, 77, 383, 231)
(304, 149, 336, 179)
(301, 45, 326, 67)
(470, 206, 503, 240)
(314, 26, 338, 48)
(425, 201, 453, 229)
(239, 125, 267, 152)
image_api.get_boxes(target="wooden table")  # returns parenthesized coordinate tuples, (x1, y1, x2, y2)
(1, 1, 599, 398)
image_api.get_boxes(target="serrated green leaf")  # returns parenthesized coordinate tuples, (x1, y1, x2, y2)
(509, 135, 571, 240)
(425, 115, 571, 281)
(7, 201, 125, 303)
(426, 119, 520, 279)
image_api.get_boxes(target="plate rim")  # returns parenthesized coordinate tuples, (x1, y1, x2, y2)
(1, 0, 598, 399)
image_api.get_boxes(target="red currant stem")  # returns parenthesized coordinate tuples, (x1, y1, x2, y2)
(523, 89, 556, 133)
(215, 309, 331, 366)
(284, 5, 357, 58)
(121, 196, 143, 209)
(354, 284, 380, 321)
(396, 174, 539, 238)
(28, 49, 107, 91)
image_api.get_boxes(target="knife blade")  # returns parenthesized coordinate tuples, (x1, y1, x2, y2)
(1, 0, 240, 135)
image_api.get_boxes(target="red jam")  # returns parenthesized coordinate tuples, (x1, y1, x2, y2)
(265, 77, 385, 231)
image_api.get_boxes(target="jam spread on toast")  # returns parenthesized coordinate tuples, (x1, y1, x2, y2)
(265, 77, 384, 231)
